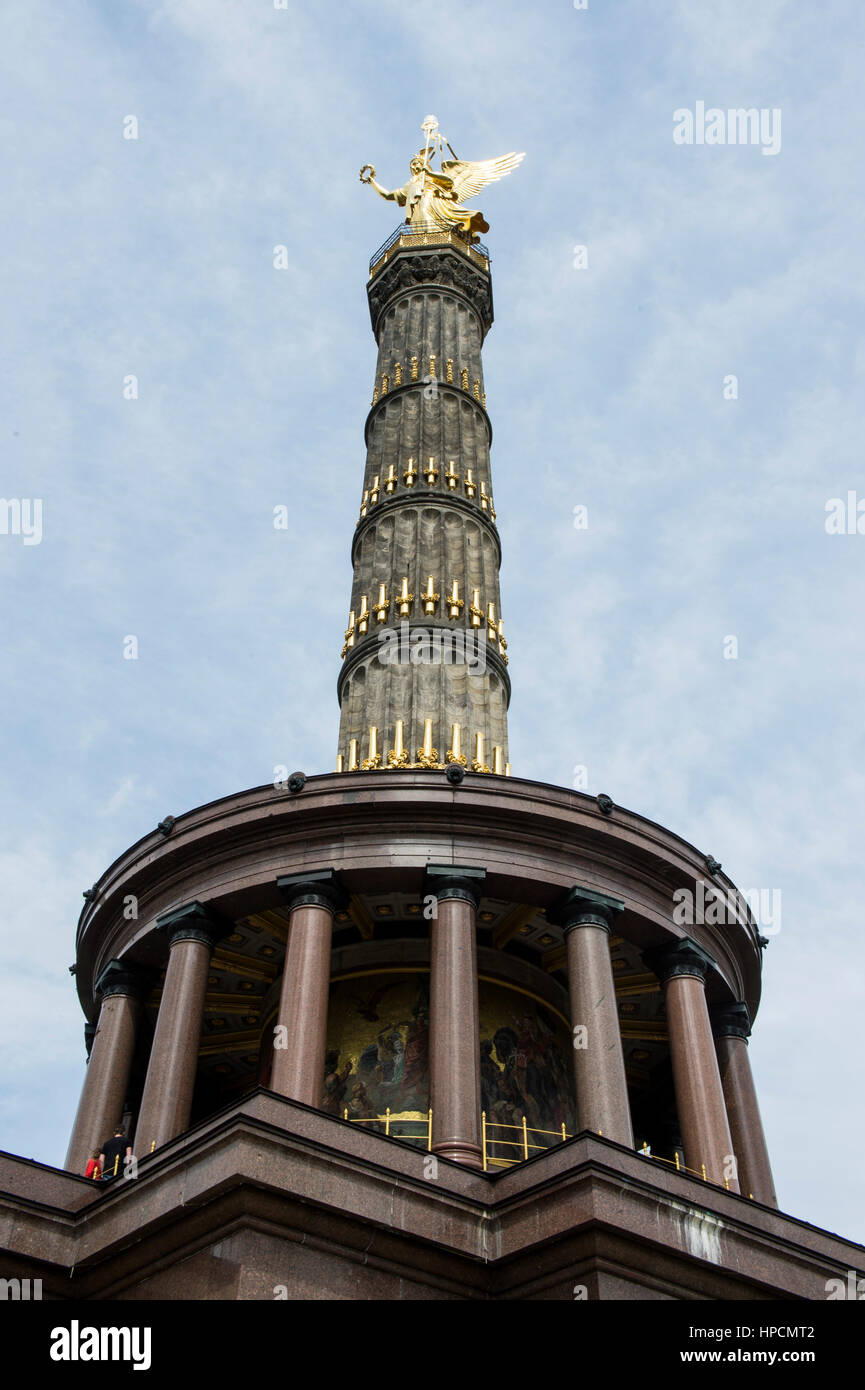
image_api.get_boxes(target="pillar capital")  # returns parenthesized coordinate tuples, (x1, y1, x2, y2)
(644, 937, 718, 985)
(157, 901, 229, 950)
(549, 885, 624, 933)
(94, 958, 154, 1001)
(277, 868, 348, 914)
(711, 1001, 752, 1040)
(423, 864, 486, 908)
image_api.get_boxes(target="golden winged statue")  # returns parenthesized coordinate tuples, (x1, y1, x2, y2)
(360, 117, 524, 241)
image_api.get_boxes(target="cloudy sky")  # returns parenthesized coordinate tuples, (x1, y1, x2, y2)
(2, 0, 863, 1245)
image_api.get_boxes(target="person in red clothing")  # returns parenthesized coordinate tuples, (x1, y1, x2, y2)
(84, 1150, 101, 1181)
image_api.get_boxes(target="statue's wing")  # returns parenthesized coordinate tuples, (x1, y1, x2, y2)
(440, 152, 525, 206)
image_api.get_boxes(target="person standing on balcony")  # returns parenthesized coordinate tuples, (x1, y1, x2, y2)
(98, 1126, 132, 1183)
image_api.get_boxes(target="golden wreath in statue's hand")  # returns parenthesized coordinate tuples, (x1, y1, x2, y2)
(359, 164, 375, 184)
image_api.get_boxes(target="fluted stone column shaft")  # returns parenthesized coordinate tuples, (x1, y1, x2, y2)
(649, 941, 739, 1191)
(271, 871, 344, 1107)
(713, 1004, 778, 1206)
(337, 239, 509, 770)
(65, 967, 144, 1173)
(427, 866, 484, 1169)
(134, 906, 223, 1155)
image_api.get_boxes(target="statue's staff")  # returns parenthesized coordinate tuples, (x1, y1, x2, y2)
(421, 115, 460, 171)
(421, 115, 437, 184)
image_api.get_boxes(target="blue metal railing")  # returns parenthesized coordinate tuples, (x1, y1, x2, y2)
(370, 223, 490, 272)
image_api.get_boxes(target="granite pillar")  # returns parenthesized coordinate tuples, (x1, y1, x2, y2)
(271, 870, 345, 1107)
(646, 940, 740, 1192)
(712, 1002, 778, 1207)
(425, 864, 485, 1169)
(552, 887, 633, 1146)
(134, 903, 225, 1156)
(65, 960, 149, 1174)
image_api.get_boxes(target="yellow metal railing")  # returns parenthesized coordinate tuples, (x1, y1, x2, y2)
(344, 1108, 571, 1168)
(344, 1107, 433, 1150)
(482, 1112, 571, 1170)
(339, 1112, 751, 1193)
(369, 224, 490, 278)
(636, 1141, 748, 1194)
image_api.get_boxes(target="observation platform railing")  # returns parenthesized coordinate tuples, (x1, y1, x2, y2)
(343, 1107, 433, 1148)
(342, 1109, 748, 1192)
(369, 223, 490, 277)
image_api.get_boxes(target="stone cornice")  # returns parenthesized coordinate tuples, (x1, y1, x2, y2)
(73, 773, 764, 1021)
